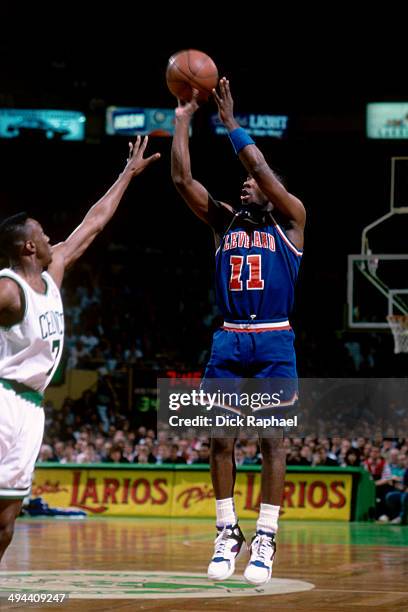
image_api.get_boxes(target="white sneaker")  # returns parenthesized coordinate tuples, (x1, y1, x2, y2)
(207, 524, 246, 581)
(378, 514, 390, 523)
(390, 516, 402, 524)
(244, 531, 276, 586)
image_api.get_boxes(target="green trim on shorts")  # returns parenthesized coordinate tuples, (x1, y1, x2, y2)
(0, 491, 28, 499)
(0, 378, 43, 406)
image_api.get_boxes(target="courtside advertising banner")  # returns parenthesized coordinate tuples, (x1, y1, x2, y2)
(32, 468, 172, 517)
(172, 470, 352, 520)
(32, 467, 353, 520)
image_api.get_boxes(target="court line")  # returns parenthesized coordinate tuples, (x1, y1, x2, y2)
(312, 588, 408, 595)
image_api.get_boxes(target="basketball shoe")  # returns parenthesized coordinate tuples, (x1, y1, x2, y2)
(207, 523, 246, 581)
(243, 530, 276, 585)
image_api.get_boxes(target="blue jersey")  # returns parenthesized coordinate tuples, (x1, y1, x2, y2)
(215, 218, 302, 325)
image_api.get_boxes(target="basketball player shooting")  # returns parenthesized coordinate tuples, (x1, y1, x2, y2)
(0, 136, 160, 561)
(171, 78, 305, 585)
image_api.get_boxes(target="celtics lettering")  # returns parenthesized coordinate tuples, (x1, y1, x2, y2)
(39, 310, 64, 340)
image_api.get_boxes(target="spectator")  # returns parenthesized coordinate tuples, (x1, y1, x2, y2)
(242, 442, 261, 466)
(133, 446, 151, 464)
(338, 440, 352, 465)
(344, 448, 361, 467)
(385, 455, 408, 524)
(133, 444, 156, 464)
(77, 443, 99, 464)
(312, 446, 338, 467)
(152, 444, 171, 464)
(53, 441, 66, 463)
(37, 444, 54, 463)
(388, 449, 404, 483)
(364, 447, 386, 480)
(103, 445, 129, 464)
(299, 445, 313, 465)
(235, 446, 245, 466)
(122, 443, 136, 462)
(193, 443, 210, 464)
(287, 446, 301, 465)
(60, 444, 77, 464)
(187, 449, 199, 465)
(163, 444, 187, 464)
(365, 448, 393, 520)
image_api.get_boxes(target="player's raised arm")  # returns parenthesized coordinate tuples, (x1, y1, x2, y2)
(171, 92, 212, 223)
(171, 92, 232, 228)
(213, 78, 306, 229)
(48, 136, 160, 287)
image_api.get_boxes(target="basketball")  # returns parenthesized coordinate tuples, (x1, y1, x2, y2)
(166, 49, 219, 102)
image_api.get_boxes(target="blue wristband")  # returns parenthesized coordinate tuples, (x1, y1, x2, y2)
(228, 127, 255, 154)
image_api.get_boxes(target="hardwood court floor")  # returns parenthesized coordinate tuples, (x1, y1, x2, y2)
(1, 518, 407, 610)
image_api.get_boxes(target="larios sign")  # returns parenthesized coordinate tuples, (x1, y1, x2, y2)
(32, 469, 352, 520)
(173, 472, 351, 520)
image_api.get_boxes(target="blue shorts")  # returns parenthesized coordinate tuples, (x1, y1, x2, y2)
(202, 327, 298, 414)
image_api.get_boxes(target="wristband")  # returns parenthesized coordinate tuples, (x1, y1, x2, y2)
(228, 127, 255, 154)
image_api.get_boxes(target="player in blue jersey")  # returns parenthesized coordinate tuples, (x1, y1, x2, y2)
(171, 78, 306, 586)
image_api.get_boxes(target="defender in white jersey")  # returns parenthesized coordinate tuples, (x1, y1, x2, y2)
(0, 136, 160, 560)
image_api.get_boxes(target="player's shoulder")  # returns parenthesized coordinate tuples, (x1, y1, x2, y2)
(0, 272, 23, 293)
(0, 275, 18, 287)
(0, 275, 24, 309)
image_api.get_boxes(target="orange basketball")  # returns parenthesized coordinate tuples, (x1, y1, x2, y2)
(166, 49, 219, 102)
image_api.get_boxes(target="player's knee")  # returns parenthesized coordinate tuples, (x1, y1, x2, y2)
(211, 438, 235, 458)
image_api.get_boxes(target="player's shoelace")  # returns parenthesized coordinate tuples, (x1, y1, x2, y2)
(250, 533, 275, 567)
(213, 526, 233, 558)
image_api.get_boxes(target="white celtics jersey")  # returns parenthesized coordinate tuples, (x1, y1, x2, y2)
(0, 268, 64, 394)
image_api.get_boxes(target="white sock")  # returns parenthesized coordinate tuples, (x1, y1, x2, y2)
(256, 503, 280, 534)
(216, 498, 237, 528)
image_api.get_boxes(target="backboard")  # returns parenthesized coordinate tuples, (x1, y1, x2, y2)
(348, 157, 408, 330)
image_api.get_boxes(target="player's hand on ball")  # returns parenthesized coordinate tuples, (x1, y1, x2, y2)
(125, 135, 161, 176)
(213, 77, 236, 128)
(175, 89, 200, 119)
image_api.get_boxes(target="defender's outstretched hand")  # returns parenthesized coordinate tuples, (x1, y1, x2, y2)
(175, 89, 200, 120)
(125, 135, 160, 177)
(48, 136, 161, 287)
(212, 77, 238, 130)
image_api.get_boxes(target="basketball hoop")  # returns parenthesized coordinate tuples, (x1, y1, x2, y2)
(386, 315, 408, 353)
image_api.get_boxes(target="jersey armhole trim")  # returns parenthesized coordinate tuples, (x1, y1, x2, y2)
(274, 224, 303, 256)
(41, 272, 50, 295)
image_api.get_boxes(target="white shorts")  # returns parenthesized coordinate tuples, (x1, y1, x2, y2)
(0, 380, 44, 498)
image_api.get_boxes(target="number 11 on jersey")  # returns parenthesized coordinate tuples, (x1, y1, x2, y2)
(229, 255, 264, 291)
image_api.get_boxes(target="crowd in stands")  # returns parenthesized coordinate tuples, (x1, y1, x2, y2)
(40, 419, 407, 474)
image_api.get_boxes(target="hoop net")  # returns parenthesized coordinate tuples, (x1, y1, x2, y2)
(387, 315, 408, 353)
